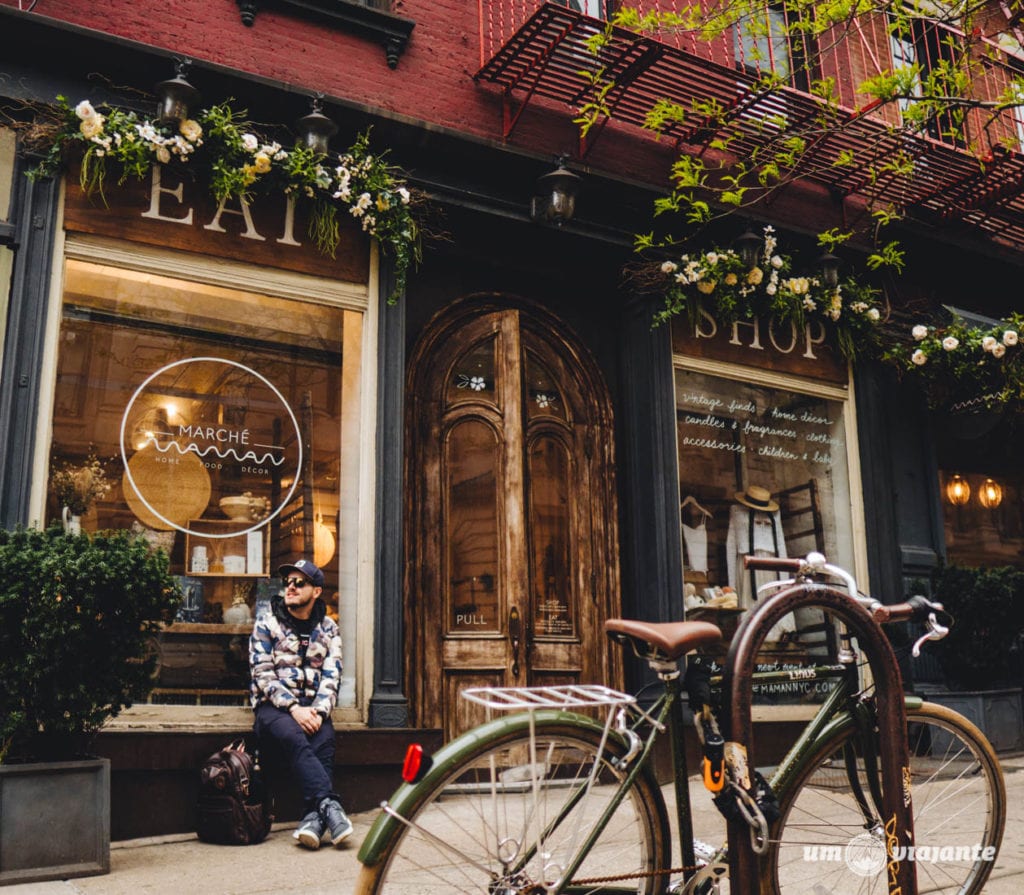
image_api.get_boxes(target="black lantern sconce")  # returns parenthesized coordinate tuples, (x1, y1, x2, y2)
(296, 94, 338, 156)
(155, 58, 200, 126)
(734, 227, 762, 268)
(818, 251, 841, 288)
(531, 158, 581, 226)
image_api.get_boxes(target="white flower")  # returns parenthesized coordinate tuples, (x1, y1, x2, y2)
(1004, 330, 1019, 346)
(912, 349, 928, 365)
(912, 325, 928, 341)
(155, 145, 171, 164)
(75, 100, 98, 120)
(766, 283, 777, 295)
(241, 133, 259, 152)
(770, 255, 783, 269)
(867, 308, 880, 322)
(942, 336, 959, 351)
(469, 376, 486, 391)
(982, 336, 997, 352)
(802, 296, 817, 311)
(398, 186, 411, 204)
(706, 252, 719, 265)
(992, 343, 1007, 358)
(661, 261, 678, 274)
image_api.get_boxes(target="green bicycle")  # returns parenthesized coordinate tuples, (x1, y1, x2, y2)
(356, 554, 1005, 894)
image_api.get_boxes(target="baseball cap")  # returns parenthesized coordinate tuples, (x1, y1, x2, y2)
(277, 558, 324, 588)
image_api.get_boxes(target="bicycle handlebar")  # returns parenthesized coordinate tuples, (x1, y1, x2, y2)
(743, 551, 951, 655)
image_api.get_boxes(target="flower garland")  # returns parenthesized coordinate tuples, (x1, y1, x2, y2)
(653, 226, 883, 362)
(31, 96, 420, 302)
(888, 312, 1024, 411)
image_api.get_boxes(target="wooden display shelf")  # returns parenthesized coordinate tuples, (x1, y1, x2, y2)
(164, 622, 253, 635)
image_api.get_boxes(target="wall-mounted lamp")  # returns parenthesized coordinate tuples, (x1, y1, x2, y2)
(945, 474, 971, 506)
(978, 477, 1003, 509)
(296, 94, 338, 156)
(155, 58, 200, 126)
(531, 159, 581, 226)
(818, 252, 841, 288)
(734, 227, 763, 269)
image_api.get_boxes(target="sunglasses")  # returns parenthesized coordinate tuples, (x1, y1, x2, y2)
(284, 576, 314, 589)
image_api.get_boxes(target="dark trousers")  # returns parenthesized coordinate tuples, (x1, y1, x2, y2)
(253, 702, 336, 813)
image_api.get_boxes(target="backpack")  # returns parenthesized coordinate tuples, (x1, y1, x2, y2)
(196, 739, 274, 845)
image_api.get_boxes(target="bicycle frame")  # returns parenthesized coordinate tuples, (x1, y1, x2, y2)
(357, 650, 922, 894)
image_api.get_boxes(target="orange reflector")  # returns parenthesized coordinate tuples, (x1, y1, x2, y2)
(402, 744, 424, 783)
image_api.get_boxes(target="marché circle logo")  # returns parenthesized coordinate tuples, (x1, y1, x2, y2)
(120, 357, 302, 538)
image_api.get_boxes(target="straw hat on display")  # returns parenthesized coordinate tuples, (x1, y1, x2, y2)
(734, 485, 778, 513)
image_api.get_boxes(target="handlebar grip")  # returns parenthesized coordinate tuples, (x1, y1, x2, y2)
(743, 556, 803, 573)
(871, 595, 948, 625)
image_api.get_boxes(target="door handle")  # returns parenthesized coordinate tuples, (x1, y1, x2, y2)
(509, 606, 522, 677)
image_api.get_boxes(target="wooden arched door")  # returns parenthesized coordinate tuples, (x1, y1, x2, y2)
(406, 298, 621, 739)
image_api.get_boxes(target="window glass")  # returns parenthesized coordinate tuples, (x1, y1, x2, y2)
(676, 366, 856, 702)
(936, 416, 1023, 570)
(48, 258, 363, 707)
(734, 4, 792, 80)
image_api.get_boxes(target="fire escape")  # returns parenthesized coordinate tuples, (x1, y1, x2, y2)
(474, 2, 1024, 253)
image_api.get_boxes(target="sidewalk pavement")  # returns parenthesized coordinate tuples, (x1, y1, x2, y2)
(9, 753, 1024, 894)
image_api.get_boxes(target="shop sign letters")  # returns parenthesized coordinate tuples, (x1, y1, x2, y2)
(63, 164, 369, 282)
(671, 308, 848, 385)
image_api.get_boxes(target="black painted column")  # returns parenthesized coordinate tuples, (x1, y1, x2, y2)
(0, 163, 59, 528)
(617, 296, 684, 690)
(368, 259, 410, 726)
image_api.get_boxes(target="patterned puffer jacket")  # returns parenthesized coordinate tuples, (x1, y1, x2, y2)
(249, 594, 342, 715)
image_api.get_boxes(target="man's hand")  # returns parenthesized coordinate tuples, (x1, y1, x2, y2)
(289, 704, 323, 735)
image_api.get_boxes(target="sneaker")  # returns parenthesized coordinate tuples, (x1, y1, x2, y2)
(293, 809, 325, 850)
(318, 796, 354, 846)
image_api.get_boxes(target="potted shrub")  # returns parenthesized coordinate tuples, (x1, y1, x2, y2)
(920, 564, 1024, 751)
(0, 525, 180, 885)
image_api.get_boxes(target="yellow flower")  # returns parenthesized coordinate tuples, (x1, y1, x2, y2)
(697, 280, 716, 294)
(747, 267, 764, 285)
(179, 119, 203, 142)
(241, 165, 258, 185)
(724, 272, 738, 286)
(80, 116, 104, 139)
(376, 195, 390, 212)
(253, 153, 272, 174)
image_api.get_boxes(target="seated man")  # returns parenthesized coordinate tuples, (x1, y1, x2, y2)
(249, 557, 351, 848)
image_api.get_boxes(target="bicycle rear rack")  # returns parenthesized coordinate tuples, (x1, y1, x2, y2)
(462, 684, 635, 714)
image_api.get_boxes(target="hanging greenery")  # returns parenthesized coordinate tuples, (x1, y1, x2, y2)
(27, 96, 421, 302)
(652, 225, 883, 362)
(883, 310, 1024, 413)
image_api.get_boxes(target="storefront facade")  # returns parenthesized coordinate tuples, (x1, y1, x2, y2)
(2, 1, 1023, 836)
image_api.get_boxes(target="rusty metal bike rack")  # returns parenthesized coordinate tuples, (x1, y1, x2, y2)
(721, 553, 917, 894)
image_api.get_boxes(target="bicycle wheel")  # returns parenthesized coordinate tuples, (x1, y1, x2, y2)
(766, 701, 1005, 894)
(356, 718, 671, 894)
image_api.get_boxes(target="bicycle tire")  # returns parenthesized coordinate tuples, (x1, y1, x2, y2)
(355, 718, 671, 894)
(765, 701, 1005, 894)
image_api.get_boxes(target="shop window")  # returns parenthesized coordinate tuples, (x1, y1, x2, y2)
(47, 253, 364, 709)
(937, 422, 1024, 570)
(0, 127, 14, 361)
(675, 364, 859, 703)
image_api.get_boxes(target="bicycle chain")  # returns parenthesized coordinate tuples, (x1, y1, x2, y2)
(568, 863, 699, 885)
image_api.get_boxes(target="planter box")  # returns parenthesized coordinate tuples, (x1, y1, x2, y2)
(0, 758, 110, 886)
(919, 687, 1024, 753)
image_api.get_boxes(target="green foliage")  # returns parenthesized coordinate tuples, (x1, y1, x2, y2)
(885, 311, 1024, 411)
(929, 564, 1024, 689)
(29, 96, 420, 303)
(0, 526, 181, 762)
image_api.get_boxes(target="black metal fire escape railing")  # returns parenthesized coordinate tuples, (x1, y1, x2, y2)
(474, 3, 1024, 253)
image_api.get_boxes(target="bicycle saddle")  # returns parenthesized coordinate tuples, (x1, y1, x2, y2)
(604, 618, 722, 661)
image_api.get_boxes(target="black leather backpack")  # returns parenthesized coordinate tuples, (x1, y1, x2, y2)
(196, 740, 273, 845)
